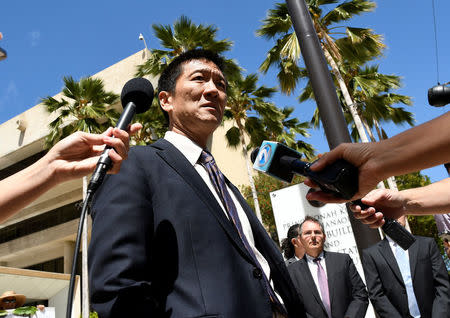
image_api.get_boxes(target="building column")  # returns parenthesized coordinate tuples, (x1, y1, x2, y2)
(63, 241, 75, 274)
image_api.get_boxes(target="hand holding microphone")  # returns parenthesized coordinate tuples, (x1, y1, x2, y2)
(251, 141, 416, 250)
(87, 78, 154, 194)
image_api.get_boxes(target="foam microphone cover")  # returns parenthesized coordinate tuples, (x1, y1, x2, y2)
(120, 77, 154, 113)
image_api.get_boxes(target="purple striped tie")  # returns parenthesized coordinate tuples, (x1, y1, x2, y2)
(314, 257, 331, 318)
(199, 150, 287, 316)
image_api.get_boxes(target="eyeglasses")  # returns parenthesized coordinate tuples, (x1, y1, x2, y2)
(3, 298, 16, 303)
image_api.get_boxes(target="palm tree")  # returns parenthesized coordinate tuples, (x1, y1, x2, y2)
(42, 76, 119, 147)
(345, 65, 414, 140)
(257, 1, 384, 142)
(224, 73, 314, 221)
(136, 15, 240, 79)
(42, 75, 119, 318)
(264, 106, 315, 160)
(306, 64, 414, 141)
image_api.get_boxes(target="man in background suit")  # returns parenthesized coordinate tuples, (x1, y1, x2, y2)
(362, 216, 450, 318)
(89, 49, 305, 318)
(288, 216, 368, 318)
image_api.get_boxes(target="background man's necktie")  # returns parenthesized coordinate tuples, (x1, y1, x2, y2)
(314, 257, 331, 318)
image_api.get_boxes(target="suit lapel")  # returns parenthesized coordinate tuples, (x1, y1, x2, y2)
(407, 238, 419, 280)
(378, 238, 404, 285)
(152, 139, 256, 265)
(324, 252, 336, 305)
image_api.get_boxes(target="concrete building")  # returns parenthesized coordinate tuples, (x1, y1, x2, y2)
(0, 49, 252, 313)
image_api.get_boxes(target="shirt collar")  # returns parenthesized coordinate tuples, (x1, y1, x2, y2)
(164, 131, 205, 166)
(305, 251, 325, 263)
(386, 235, 397, 247)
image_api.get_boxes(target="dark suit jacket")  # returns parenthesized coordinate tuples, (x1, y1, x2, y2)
(285, 256, 298, 266)
(88, 139, 305, 318)
(362, 236, 450, 318)
(287, 251, 368, 318)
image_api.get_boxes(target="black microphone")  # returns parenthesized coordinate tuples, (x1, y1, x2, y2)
(251, 141, 416, 250)
(87, 77, 154, 194)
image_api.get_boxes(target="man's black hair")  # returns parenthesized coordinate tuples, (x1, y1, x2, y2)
(157, 49, 227, 122)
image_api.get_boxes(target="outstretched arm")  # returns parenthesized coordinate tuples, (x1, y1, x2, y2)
(306, 112, 450, 203)
(349, 178, 450, 228)
(0, 124, 141, 223)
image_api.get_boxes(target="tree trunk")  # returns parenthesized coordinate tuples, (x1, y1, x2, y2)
(322, 48, 387, 191)
(82, 176, 90, 318)
(361, 117, 376, 142)
(322, 48, 370, 143)
(236, 120, 263, 223)
(374, 119, 384, 141)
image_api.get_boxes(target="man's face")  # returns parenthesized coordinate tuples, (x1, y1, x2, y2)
(2, 297, 17, 309)
(299, 220, 326, 257)
(160, 59, 227, 142)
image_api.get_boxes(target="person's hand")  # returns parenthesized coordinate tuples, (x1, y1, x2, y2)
(305, 142, 383, 203)
(348, 189, 407, 228)
(46, 123, 142, 183)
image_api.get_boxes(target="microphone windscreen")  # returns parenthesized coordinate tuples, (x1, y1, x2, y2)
(120, 78, 154, 113)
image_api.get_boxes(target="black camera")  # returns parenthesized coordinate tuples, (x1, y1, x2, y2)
(428, 83, 450, 107)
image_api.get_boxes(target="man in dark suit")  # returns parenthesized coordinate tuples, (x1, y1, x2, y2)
(288, 216, 368, 318)
(88, 49, 305, 318)
(362, 216, 450, 318)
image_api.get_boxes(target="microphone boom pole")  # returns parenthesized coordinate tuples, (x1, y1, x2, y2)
(285, 0, 380, 251)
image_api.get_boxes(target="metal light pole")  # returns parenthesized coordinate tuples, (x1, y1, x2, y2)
(285, 0, 380, 252)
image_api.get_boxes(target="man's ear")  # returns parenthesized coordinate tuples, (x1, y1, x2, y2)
(159, 91, 173, 113)
(291, 237, 299, 247)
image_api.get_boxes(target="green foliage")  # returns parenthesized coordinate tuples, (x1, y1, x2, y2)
(258, 1, 413, 144)
(42, 76, 119, 148)
(395, 172, 443, 251)
(12, 306, 37, 317)
(241, 172, 304, 243)
(224, 73, 314, 158)
(0, 310, 7, 317)
(407, 215, 443, 251)
(135, 15, 240, 80)
(131, 96, 167, 146)
(80, 312, 98, 318)
(395, 171, 431, 190)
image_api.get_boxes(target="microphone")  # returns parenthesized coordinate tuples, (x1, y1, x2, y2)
(251, 141, 416, 250)
(87, 77, 154, 194)
(251, 141, 358, 199)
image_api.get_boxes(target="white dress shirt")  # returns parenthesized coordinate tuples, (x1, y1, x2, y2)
(305, 251, 327, 302)
(387, 236, 421, 318)
(164, 131, 272, 285)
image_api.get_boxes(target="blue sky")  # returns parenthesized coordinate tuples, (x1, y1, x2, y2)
(0, 0, 448, 183)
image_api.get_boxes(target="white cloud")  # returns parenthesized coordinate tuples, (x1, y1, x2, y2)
(0, 81, 18, 109)
(29, 30, 41, 47)
(6, 81, 18, 95)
